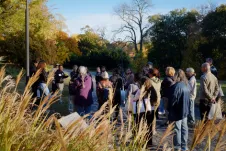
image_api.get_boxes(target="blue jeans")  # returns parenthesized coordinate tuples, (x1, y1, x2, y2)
(159, 99, 165, 113)
(74, 105, 92, 118)
(37, 83, 50, 98)
(188, 99, 195, 124)
(174, 117, 188, 151)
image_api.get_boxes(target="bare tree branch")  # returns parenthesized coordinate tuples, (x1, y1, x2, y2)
(113, 0, 152, 53)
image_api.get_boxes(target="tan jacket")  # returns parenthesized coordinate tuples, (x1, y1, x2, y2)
(150, 77, 162, 106)
(200, 72, 219, 101)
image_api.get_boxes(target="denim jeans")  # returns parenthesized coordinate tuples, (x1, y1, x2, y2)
(68, 95, 75, 113)
(188, 99, 195, 124)
(74, 105, 92, 118)
(159, 99, 165, 114)
(173, 117, 188, 151)
(37, 83, 50, 98)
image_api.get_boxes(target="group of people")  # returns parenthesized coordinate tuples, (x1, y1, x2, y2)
(30, 58, 223, 151)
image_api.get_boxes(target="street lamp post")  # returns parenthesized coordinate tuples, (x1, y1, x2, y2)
(26, 0, 30, 83)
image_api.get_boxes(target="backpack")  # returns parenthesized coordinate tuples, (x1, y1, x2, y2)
(103, 88, 110, 102)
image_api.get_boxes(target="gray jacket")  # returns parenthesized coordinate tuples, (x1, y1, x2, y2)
(188, 76, 197, 100)
(200, 72, 219, 101)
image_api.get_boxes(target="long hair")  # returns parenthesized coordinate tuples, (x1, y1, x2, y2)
(149, 68, 160, 79)
(174, 69, 188, 85)
(37, 60, 46, 70)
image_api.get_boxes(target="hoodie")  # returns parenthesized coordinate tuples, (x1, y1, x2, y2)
(150, 77, 162, 105)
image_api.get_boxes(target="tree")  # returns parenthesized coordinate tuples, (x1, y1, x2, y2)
(147, 9, 200, 70)
(114, 0, 151, 53)
(0, 0, 71, 65)
(200, 4, 226, 79)
(78, 26, 107, 55)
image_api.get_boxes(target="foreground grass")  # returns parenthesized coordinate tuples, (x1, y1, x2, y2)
(3, 66, 226, 151)
(0, 67, 155, 151)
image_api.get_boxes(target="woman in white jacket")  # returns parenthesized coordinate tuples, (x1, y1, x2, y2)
(128, 76, 156, 146)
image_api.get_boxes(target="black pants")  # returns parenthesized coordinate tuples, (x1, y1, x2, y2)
(199, 99, 211, 120)
(134, 111, 155, 145)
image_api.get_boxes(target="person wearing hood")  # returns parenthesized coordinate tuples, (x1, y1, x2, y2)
(148, 68, 161, 135)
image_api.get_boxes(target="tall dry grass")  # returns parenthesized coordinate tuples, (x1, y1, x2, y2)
(1, 66, 226, 151)
(0, 66, 153, 151)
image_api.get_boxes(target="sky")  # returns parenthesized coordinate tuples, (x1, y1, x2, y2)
(47, 0, 226, 40)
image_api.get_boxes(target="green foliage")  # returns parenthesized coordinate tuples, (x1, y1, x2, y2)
(147, 5, 226, 79)
(78, 26, 108, 55)
(131, 53, 148, 72)
(0, 0, 80, 66)
(67, 48, 130, 70)
(147, 9, 200, 70)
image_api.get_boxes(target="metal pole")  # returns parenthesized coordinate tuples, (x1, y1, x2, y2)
(26, 0, 30, 83)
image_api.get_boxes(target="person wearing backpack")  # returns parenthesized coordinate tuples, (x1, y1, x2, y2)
(110, 68, 124, 121)
(97, 71, 112, 109)
(148, 68, 162, 135)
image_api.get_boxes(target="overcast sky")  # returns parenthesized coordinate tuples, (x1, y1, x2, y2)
(47, 0, 226, 40)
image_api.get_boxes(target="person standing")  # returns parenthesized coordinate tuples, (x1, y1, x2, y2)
(186, 68, 197, 125)
(97, 71, 112, 109)
(199, 63, 219, 120)
(70, 65, 79, 80)
(168, 69, 190, 151)
(74, 66, 93, 117)
(36, 60, 50, 105)
(110, 68, 124, 120)
(95, 67, 102, 84)
(30, 59, 39, 98)
(68, 65, 79, 113)
(54, 65, 69, 102)
(124, 68, 134, 90)
(52, 64, 60, 93)
(206, 58, 218, 78)
(131, 77, 156, 146)
(148, 68, 161, 135)
(159, 67, 175, 115)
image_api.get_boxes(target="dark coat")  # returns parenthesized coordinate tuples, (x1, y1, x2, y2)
(161, 76, 175, 98)
(168, 82, 190, 121)
(70, 71, 79, 80)
(110, 74, 123, 104)
(73, 75, 93, 106)
(55, 70, 68, 83)
(38, 69, 48, 84)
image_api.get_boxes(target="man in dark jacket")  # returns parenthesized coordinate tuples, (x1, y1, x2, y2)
(54, 65, 68, 102)
(168, 69, 190, 151)
(30, 59, 39, 98)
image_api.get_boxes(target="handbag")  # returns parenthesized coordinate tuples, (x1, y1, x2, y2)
(219, 84, 224, 97)
(208, 102, 223, 120)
